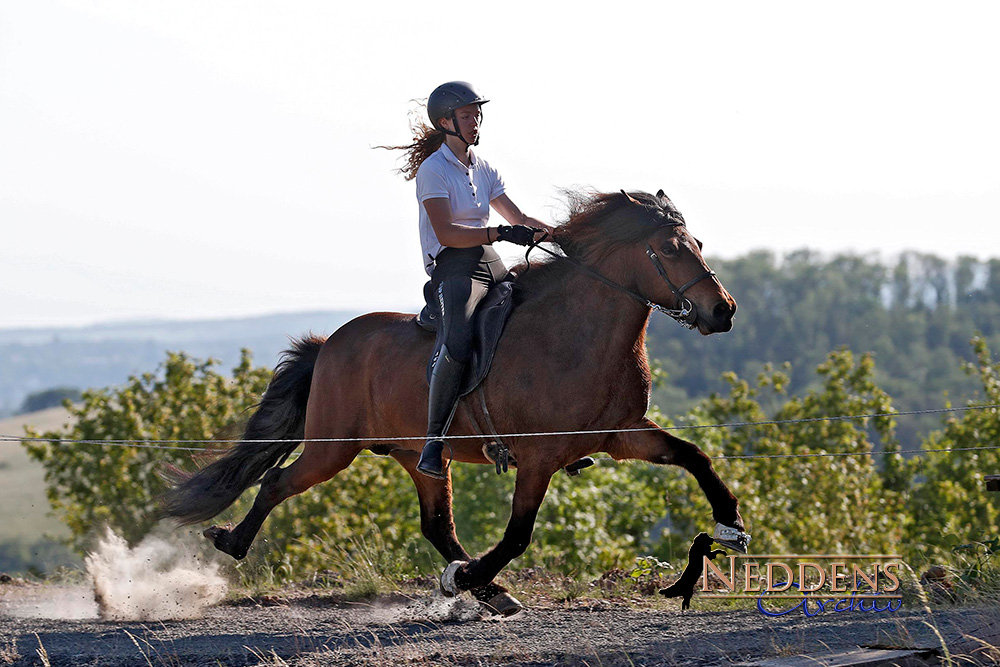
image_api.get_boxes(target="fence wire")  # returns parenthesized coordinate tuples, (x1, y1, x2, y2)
(1, 403, 997, 462)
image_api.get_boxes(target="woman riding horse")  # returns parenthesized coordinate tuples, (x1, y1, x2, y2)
(163, 94, 751, 614)
(394, 81, 553, 479)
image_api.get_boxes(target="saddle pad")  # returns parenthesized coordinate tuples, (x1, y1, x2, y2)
(421, 281, 516, 396)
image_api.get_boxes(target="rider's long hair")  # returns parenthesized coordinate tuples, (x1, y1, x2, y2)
(377, 103, 445, 181)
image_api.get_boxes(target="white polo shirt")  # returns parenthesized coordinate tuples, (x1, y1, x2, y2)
(416, 143, 506, 275)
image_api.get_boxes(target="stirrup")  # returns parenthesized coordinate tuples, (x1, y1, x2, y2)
(417, 439, 448, 480)
(483, 441, 515, 474)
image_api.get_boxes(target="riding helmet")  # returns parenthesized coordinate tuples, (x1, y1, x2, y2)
(427, 81, 489, 130)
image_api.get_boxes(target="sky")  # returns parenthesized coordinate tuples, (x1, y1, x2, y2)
(1, 1, 998, 329)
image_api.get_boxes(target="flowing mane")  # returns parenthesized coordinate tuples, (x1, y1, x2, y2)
(553, 189, 668, 259)
(511, 189, 670, 294)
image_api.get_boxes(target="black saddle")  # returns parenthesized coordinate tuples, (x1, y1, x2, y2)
(416, 280, 516, 397)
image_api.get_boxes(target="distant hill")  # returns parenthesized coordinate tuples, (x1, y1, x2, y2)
(0, 310, 363, 417)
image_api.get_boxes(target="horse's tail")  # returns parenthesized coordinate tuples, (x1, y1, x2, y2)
(161, 335, 326, 525)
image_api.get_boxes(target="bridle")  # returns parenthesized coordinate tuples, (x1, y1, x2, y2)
(643, 227, 717, 327)
(525, 217, 717, 329)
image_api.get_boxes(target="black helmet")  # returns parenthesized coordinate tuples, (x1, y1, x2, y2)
(427, 81, 489, 145)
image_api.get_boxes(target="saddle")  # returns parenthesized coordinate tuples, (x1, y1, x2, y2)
(416, 280, 515, 397)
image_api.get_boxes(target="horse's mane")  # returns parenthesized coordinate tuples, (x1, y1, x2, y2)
(511, 189, 668, 296)
(553, 189, 668, 259)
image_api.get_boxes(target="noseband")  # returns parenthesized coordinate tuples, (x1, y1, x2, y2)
(525, 219, 717, 329)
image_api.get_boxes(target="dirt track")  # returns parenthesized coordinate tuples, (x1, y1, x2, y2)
(2, 585, 999, 667)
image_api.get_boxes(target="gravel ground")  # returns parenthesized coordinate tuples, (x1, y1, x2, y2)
(2, 584, 999, 667)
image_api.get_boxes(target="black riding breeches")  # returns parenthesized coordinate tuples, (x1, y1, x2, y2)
(428, 246, 507, 364)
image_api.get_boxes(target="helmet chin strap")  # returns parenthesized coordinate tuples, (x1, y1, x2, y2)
(442, 110, 481, 147)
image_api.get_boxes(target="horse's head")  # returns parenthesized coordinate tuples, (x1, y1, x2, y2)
(553, 189, 736, 335)
(628, 190, 737, 334)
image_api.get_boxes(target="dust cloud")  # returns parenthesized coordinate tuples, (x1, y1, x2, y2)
(85, 528, 227, 621)
(1, 586, 98, 620)
(366, 595, 484, 624)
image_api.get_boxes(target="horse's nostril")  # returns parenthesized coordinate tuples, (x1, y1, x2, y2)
(713, 301, 734, 322)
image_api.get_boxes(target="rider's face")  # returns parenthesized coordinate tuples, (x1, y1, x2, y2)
(442, 104, 482, 143)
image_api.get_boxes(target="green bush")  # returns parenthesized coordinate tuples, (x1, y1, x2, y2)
(905, 336, 1000, 561)
(657, 349, 910, 557)
(24, 351, 271, 550)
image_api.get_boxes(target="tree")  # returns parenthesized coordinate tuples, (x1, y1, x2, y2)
(905, 336, 1000, 560)
(24, 351, 271, 549)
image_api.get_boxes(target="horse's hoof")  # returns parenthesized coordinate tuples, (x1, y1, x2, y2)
(203, 524, 247, 560)
(482, 592, 524, 617)
(440, 560, 467, 597)
(713, 523, 751, 553)
(202, 524, 229, 544)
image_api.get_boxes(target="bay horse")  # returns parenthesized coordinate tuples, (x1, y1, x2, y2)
(163, 189, 749, 615)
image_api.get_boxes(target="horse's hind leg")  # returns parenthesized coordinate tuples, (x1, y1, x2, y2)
(206, 442, 362, 560)
(609, 418, 747, 542)
(389, 449, 520, 614)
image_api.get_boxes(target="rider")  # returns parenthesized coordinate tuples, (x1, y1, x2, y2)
(389, 81, 551, 479)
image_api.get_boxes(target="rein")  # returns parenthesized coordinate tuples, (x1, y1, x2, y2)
(523, 224, 716, 329)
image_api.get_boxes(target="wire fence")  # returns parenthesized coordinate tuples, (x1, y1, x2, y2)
(2, 403, 997, 462)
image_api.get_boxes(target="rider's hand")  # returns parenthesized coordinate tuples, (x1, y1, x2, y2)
(525, 218, 556, 237)
(496, 224, 541, 246)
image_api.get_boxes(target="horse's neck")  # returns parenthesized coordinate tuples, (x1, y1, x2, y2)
(531, 263, 652, 353)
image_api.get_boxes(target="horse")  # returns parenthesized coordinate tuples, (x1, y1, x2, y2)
(163, 188, 749, 616)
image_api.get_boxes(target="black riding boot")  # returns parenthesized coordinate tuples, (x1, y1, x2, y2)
(417, 345, 466, 479)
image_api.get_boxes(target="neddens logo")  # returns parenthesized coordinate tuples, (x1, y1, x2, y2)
(699, 555, 904, 617)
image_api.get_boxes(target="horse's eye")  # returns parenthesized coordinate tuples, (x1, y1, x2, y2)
(660, 242, 680, 256)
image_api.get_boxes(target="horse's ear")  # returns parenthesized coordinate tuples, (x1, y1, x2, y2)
(620, 189, 641, 205)
(656, 189, 676, 205)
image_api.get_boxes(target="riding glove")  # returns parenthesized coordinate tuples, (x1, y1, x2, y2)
(496, 224, 539, 246)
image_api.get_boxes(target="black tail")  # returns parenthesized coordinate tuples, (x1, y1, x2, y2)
(161, 335, 326, 524)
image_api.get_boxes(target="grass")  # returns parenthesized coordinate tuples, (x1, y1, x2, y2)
(881, 561, 1000, 666)
(905, 539, 1000, 608)
(230, 526, 421, 604)
(33, 634, 49, 667)
(312, 528, 420, 601)
(0, 638, 20, 665)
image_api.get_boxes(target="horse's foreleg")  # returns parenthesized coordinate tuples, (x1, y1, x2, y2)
(206, 443, 361, 560)
(452, 466, 554, 593)
(389, 450, 512, 607)
(611, 418, 745, 533)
